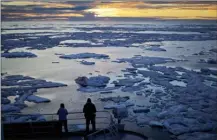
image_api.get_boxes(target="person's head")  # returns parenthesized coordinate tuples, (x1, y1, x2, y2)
(60, 103, 65, 108)
(87, 98, 91, 103)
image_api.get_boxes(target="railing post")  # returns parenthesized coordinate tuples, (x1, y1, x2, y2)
(104, 129, 106, 140)
(1, 123, 4, 140)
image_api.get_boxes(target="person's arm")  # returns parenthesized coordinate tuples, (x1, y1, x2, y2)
(93, 104, 96, 113)
(66, 109, 68, 115)
(83, 105, 86, 113)
(57, 109, 59, 115)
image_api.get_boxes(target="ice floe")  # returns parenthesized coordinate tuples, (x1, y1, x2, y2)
(75, 76, 110, 87)
(3, 114, 46, 123)
(104, 102, 134, 109)
(149, 121, 163, 128)
(207, 58, 217, 64)
(60, 40, 91, 44)
(59, 53, 109, 59)
(27, 95, 51, 103)
(133, 107, 150, 113)
(78, 86, 119, 93)
(170, 80, 187, 87)
(158, 105, 188, 119)
(2, 104, 21, 113)
(1, 98, 11, 104)
(199, 58, 217, 64)
(209, 48, 217, 53)
(2, 52, 37, 58)
(136, 115, 154, 126)
(177, 132, 217, 140)
(145, 46, 166, 51)
(200, 68, 217, 75)
(80, 60, 95, 65)
(100, 96, 129, 103)
(115, 56, 175, 67)
(113, 78, 143, 87)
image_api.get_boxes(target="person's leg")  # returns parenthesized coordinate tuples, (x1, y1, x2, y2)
(91, 116, 96, 131)
(86, 118, 90, 132)
(64, 120, 68, 133)
(60, 121, 63, 132)
(59, 121, 63, 137)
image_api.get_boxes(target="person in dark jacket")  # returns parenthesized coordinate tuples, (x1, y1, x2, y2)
(57, 103, 68, 133)
(83, 98, 96, 132)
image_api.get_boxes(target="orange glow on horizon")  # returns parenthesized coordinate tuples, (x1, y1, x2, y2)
(86, 2, 217, 19)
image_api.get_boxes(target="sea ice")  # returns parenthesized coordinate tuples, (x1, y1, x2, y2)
(80, 60, 95, 65)
(1, 98, 11, 104)
(75, 76, 110, 87)
(209, 48, 217, 53)
(115, 56, 175, 67)
(133, 107, 150, 113)
(100, 96, 129, 103)
(60, 40, 91, 44)
(149, 98, 159, 103)
(136, 91, 143, 96)
(78, 86, 119, 93)
(2, 104, 21, 113)
(170, 80, 187, 87)
(200, 68, 217, 75)
(145, 46, 166, 51)
(158, 105, 188, 119)
(149, 121, 163, 128)
(1, 74, 67, 116)
(178, 132, 217, 140)
(27, 95, 51, 103)
(207, 58, 217, 64)
(3, 114, 46, 123)
(2, 52, 37, 58)
(104, 102, 134, 109)
(136, 115, 154, 126)
(59, 53, 109, 59)
(121, 85, 145, 92)
(113, 78, 143, 87)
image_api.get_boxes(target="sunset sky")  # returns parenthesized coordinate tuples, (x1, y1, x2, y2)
(1, 0, 217, 21)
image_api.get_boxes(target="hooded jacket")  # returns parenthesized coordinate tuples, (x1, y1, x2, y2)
(83, 102, 96, 118)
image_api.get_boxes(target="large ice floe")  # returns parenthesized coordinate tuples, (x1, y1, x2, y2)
(74, 75, 116, 93)
(59, 53, 109, 59)
(1, 74, 67, 123)
(1, 52, 37, 58)
(114, 56, 175, 67)
(75, 76, 110, 87)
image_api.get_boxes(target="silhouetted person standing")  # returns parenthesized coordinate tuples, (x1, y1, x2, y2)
(83, 98, 96, 132)
(57, 103, 68, 133)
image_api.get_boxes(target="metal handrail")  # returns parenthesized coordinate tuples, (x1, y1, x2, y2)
(3, 110, 112, 116)
(2, 110, 114, 125)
